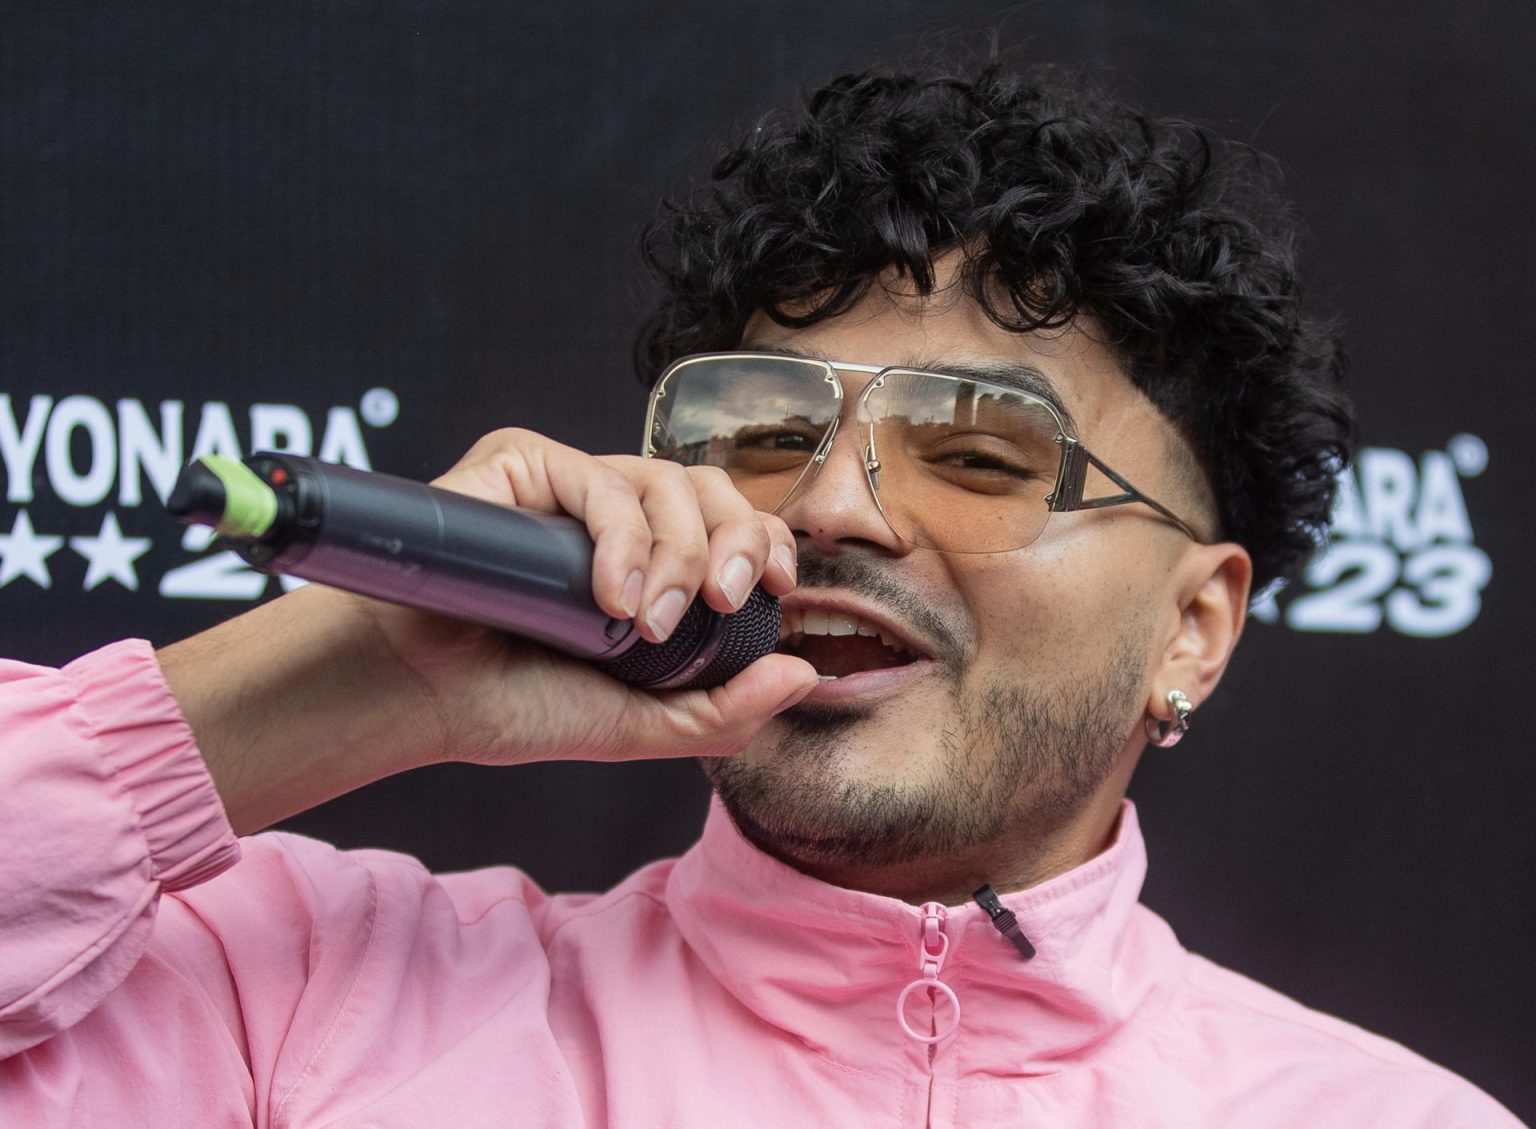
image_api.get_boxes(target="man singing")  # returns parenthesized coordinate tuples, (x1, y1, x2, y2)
(0, 63, 1521, 1125)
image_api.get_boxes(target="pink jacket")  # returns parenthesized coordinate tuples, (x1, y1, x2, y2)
(0, 640, 1521, 1127)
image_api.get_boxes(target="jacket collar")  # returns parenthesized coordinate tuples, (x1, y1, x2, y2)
(666, 797, 1184, 1077)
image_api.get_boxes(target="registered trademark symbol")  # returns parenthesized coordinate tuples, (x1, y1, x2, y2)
(1448, 433, 1487, 477)
(360, 387, 399, 428)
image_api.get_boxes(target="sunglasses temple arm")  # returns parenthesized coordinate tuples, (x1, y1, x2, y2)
(1074, 448, 1205, 544)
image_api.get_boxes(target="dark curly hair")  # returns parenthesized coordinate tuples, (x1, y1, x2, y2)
(635, 63, 1355, 593)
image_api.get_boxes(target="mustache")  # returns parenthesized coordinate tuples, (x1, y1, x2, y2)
(792, 549, 967, 668)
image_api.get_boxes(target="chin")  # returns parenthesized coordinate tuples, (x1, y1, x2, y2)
(702, 655, 1142, 870)
(700, 715, 975, 869)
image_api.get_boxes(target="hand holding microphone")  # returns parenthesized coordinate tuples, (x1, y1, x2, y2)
(167, 452, 783, 691)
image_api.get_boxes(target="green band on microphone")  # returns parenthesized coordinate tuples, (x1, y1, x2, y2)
(201, 455, 280, 538)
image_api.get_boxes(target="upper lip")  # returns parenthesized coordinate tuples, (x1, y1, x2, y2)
(776, 592, 935, 659)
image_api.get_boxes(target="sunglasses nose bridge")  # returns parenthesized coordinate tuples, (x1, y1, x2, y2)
(771, 407, 902, 545)
(775, 410, 865, 501)
(773, 367, 928, 546)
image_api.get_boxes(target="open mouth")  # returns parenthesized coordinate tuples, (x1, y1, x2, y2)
(776, 608, 924, 679)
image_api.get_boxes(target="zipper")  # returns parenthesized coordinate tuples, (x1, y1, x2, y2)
(896, 901, 960, 1044)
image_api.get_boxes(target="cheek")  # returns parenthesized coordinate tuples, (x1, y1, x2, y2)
(961, 525, 1160, 669)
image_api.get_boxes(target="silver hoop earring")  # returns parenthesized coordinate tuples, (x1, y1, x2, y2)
(1145, 690, 1193, 748)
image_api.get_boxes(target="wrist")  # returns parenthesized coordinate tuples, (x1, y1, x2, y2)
(158, 585, 444, 833)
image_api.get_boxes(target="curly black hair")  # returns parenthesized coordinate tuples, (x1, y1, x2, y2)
(635, 63, 1355, 593)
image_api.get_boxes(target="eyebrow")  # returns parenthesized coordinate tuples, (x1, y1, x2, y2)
(739, 343, 1078, 432)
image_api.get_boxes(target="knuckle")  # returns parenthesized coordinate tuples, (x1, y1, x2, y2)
(598, 453, 647, 475)
(649, 460, 693, 489)
(731, 519, 772, 557)
(443, 428, 541, 483)
(656, 536, 710, 572)
(485, 426, 539, 450)
(464, 427, 547, 469)
(760, 512, 793, 543)
(592, 464, 636, 494)
(459, 430, 509, 461)
(611, 516, 653, 550)
(692, 465, 752, 509)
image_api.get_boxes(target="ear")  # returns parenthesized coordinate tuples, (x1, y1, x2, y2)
(1146, 542, 1252, 726)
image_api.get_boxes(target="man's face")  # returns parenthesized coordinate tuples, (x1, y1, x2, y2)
(700, 269, 1213, 887)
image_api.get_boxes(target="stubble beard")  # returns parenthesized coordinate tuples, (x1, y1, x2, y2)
(700, 626, 1148, 871)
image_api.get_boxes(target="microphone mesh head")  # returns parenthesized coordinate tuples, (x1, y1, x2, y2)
(597, 587, 781, 691)
(672, 585, 782, 691)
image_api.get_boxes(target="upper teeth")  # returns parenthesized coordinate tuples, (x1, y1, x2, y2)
(780, 609, 909, 653)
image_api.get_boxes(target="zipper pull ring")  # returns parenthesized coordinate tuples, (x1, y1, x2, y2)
(972, 884, 1037, 960)
(896, 901, 961, 1044)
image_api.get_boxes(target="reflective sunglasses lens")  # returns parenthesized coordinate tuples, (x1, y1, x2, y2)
(649, 355, 838, 512)
(862, 371, 1064, 553)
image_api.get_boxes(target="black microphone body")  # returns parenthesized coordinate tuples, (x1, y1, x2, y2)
(166, 453, 781, 691)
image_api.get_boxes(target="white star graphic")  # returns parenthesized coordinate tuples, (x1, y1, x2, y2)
(70, 512, 154, 592)
(0, 509, 65, 590)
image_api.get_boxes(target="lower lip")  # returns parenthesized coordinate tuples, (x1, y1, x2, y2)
(797, 658, 937, 704)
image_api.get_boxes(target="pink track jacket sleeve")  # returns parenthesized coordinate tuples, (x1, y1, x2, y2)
(0, 639, 571, 1127)
(0, 639, 241, 1059)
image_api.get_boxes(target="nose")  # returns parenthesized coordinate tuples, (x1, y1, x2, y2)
(774, 414, 911, 557)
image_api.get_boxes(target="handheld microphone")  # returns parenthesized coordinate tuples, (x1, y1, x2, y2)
(164, 453, 781, 691)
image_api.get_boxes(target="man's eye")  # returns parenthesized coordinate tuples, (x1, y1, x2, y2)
(935, 451, 1027, 473)
(917, 440, 1054, 494)
(731, 426, 818, 451)
(928, 447, 1048, 478)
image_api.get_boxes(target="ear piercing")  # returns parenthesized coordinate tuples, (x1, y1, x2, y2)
(1145, 690, 1193, 748)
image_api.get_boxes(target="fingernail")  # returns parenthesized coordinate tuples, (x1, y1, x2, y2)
(772, 544, 797, 585)
(718, 555, 753, 609)
(620, 570, 645, 618)
(645, 588, 689, 641)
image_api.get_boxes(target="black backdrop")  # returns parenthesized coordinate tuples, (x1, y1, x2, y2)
(2, 1, 1531, 1119)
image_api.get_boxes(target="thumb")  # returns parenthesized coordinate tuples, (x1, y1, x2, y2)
(659, 653, 819, 756)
